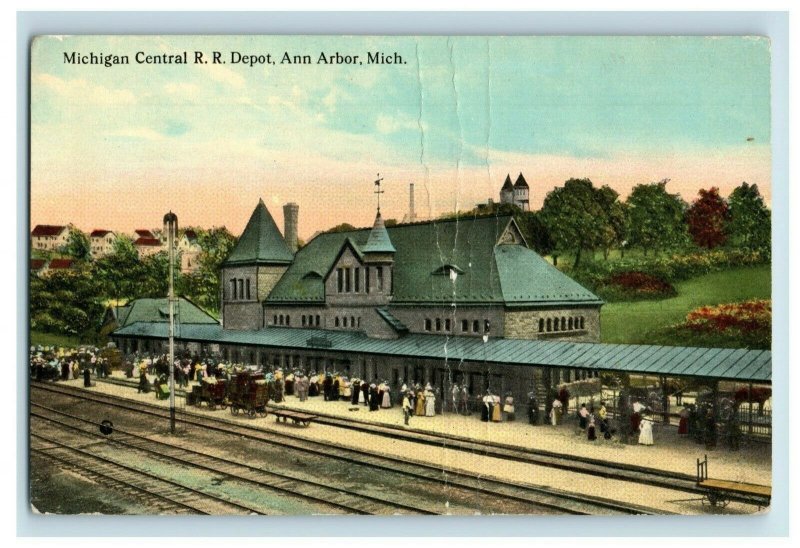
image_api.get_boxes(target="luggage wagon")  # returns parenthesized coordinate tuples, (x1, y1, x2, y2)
(187, 377, 228, 410)
(228, 371, 269, 418)
(696, 454, 771, 509)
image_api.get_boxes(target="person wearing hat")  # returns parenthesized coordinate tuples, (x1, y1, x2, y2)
(415, 387, 426, 417)
(381, 383, 392, 408)
(309, 372, 319, 397)
(503, 393, 515, 422)
(424, 384, 436, 417)
(361, 379, 370, 406)
(368, 383, 380, 411)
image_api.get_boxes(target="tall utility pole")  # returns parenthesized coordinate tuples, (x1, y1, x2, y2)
(163, 211, 178, 434)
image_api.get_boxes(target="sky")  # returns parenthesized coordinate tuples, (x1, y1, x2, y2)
(31, 35, 771, 240)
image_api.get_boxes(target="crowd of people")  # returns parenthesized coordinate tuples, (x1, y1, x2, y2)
(32, 347, 747, 450)
(29, 345, 111, 386)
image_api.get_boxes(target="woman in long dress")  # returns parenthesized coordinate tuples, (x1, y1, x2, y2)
(481, 394, 490, 422)
(638, 416, 654, 446)
(491, 394, 502, 422)
(551, 399, 562, 426)
(415, 389, 426, 416)
(424, 387, 436, 416)
(381, 386, 392, 408)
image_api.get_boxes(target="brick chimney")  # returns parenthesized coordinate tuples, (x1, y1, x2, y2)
(283, 202, 299, 253)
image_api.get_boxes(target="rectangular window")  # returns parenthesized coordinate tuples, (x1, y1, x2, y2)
(377, 266, 384, 292)
(366, 268, 370, 293)
(316, 315, 321, 326)
(354, 267, 360, 292)
(435, 318, 441, 331)
(445, 318, 451, 331)
(461, 319, 468, 332)
(472, 320, 479, 333)
(302, 315, 306, 327)
(238, 279, 244, 299)
(286, 315, 290, 326)
(274, 315, 278, 325)
(425, 319, 432, 331)
(246, 279, 251, 300)
(345, 268, 351, 293)
(337, 268, 343, 293)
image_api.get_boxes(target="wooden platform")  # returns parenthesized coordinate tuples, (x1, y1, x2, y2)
(271, 409, 317, 427)
(698, 479, 771, 499)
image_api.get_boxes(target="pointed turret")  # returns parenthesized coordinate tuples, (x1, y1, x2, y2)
(500, 174, 515, 205)
(223, 199, 294, 266)
(362, 210, 396, 255)
(514, 172, 529, 189)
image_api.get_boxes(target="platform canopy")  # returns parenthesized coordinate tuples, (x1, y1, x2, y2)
(114, 323, 771, 384)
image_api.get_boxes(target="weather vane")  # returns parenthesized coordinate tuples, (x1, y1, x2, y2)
(374, 173, 385, 213)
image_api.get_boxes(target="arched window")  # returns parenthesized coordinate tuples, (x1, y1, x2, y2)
(445, 318, 451, 331)
(357, 317, 361, 328)
(462, 319, 469, 332)
(546, 318, 552, 332)
(472, 320, 480, 333)
(539, 318, 545, 332)
(553, 318, 559, 331)
(425, 319, 432, 331)
(343, 317, 348, 328)
(435, 318, 441, 331)
(580, 317, 585, 329)
(302, 315, 307, 327)
(561, 317, 566, 330)
(568, 317, 573, 330)
(335, 317, 340, 327)
(316, 315, 321, 327)
(351, 316, 355, 328)
(273, 315, 278, 325)
(279, 315, 284, 326)
(286, 316, 290, 326)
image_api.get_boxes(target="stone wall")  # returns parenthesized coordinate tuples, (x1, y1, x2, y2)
(389, 305, 505, 338)
(504, 306, 601, 342)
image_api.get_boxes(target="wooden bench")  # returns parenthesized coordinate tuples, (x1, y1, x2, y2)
(271, 409, 317, 427)
(697, 455, 771, 509)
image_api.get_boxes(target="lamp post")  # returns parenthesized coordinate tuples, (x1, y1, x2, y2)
(163, 211, 178, 434)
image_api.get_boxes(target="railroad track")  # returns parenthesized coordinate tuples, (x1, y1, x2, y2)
(31, 382, 661, 514)
(30, 410, 438, 515)
(31, 430, 265, 515)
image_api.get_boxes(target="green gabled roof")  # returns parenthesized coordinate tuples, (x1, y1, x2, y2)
(115, 297, 218, 328)
(223, 200, 294, 266)
(361, 211, 396, 254)
(495, 244, 601, 304)
(265, 214, 601, 306)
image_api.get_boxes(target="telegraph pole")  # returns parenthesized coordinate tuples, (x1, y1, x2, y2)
(163, 211, 178, 434)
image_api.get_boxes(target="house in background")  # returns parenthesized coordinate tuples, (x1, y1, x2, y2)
(133, 235, 164, 259)
(179, 229, 202, 274)
(89, 229, 117, 259)
(31, 225, 70, 252)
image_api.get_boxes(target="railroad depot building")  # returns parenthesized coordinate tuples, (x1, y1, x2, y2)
(112, 200, 771, 405)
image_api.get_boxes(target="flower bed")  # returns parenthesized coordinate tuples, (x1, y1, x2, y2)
(597, 271, 676, 301)
(674, 300, 771, 349)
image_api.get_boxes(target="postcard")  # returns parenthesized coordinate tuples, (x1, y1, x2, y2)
(29, 34, 772, 516)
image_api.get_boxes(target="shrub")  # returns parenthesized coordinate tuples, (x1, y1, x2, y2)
(597, 271, 676, 301)
(672, 299, 772, 349)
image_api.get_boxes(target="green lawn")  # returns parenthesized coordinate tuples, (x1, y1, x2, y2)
(29, 330, 82, 348)
(600, 265, 771, 346)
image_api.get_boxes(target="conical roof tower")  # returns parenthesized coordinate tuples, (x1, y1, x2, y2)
(223, 199, 294, 266)
(362, 210, 396, 255)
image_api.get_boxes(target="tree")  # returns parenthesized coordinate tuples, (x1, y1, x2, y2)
(625, 179, 689, 255)
(30, 265, 105, 339)
(539, 178, 610, 268)
(326, 223, 357, 233)
(596, 185, 627, 260)
(180, 227, 237, 313)
(93, 235, 141, 302)
(727, 182, 771, 252)
(137, 251, 171, 298)
(61, 227, 91, 261)
(383, 218, 398, 227)
(686, 187, 731, 249)
(515, 211, 554, 256)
